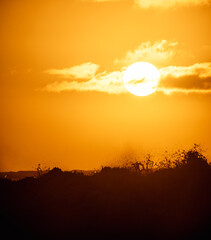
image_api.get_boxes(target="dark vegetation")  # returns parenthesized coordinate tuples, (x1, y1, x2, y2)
(0, 145, 211, 239)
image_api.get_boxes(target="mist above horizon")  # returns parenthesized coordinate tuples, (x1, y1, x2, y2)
(1, 0, 211, 171)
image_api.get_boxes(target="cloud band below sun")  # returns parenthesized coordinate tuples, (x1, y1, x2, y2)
(44, 70, 126, 94)
(43, 62, 211, 95)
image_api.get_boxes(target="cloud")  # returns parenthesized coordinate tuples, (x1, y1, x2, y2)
(44, 70, 126, 94)
(44, 43, 211, 95)
(134, 0, 210, 9)
(83, 0, 116, 1)
(114, 40, 179, 68)
(159, 62, 211, 79)
(158, 62, 211, 94)
(83, 0, 210, 8)
(46, 62, 99, 79)
(44, 62, 211, 95)
(157, 87, 211, 95)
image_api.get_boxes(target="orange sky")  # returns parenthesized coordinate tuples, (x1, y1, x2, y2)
(1, 0, 211, 171)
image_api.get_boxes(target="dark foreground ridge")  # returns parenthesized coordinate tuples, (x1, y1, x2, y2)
(0, 146, 211, 239)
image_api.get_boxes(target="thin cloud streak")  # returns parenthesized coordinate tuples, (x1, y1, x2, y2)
(134, 0, 210, 9)
(44, 71, 126, 94)
(46, 62, 99, 79)
(84, 0, 210, 8)
(157, 87, 211, 95)
(159, 62, 211, 79)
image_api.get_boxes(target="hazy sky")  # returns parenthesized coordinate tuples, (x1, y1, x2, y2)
(1, 0, 211, 171)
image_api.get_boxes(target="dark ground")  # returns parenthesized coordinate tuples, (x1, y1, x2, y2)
(0, 148, 211, 239)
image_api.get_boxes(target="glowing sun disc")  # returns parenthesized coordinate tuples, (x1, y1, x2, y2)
(123, 62, 160, 96)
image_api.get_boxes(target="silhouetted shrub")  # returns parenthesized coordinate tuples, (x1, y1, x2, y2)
(45, 167, 63, 176)
(182, 144, 209, 169)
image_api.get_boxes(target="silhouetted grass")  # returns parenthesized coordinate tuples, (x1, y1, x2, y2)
(0, 145, 211, 239)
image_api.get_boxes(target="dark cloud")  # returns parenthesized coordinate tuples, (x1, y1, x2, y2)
(160, 75, 211, 90)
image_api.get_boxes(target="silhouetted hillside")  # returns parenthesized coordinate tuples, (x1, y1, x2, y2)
(0, 146, 211, 239)
(0, 169, 94, 181)
(0, 171, 37, 180)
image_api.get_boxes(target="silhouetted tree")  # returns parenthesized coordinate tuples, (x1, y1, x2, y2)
(130, 154, 154, 173)
(36, 164, 43, 177)
(182, 144, 209, 170)
(144, 154, 154, 170)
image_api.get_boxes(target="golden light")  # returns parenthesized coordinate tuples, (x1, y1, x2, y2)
(123, 62, 160, 96)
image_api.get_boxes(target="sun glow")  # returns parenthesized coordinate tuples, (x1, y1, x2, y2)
(123, 62, 160, 96)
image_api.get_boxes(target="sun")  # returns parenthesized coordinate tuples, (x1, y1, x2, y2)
(123, 62, 160, 96)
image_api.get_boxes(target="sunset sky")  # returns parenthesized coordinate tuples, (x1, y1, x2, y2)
(1, 0, 211, 171)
